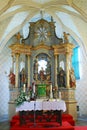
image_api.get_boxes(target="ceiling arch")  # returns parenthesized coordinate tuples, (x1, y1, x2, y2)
(0, 0, 87, 55)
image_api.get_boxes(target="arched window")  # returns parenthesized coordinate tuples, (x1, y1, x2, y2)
(72, 46, 80, 79)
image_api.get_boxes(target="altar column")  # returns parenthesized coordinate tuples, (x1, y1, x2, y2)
(69, 54, 72, 70)
(27, 55, 30, 87)
(66, 52, 70, 88)
(54, 54, 58, 88)
(15, 53, 20, 88)
(11, 54, 15, 73)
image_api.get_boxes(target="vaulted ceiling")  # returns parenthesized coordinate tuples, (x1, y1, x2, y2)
(0, 0, 87, 54)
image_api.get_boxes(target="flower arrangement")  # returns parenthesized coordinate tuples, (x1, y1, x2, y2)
(15, 86, 33, 106)
(15, 90, 27, 106)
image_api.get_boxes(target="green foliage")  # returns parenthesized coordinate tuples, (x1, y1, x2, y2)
(15, 90, 26, 106)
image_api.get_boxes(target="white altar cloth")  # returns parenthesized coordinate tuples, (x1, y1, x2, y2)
(16, 100, 66, 112)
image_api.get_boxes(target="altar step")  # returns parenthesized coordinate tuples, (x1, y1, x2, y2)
(10, 114, 75, 127)
(10, 121, 74, 130)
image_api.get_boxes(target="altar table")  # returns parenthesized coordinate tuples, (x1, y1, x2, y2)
(16, 100, 66, 126)
(16, 100, 66, 112)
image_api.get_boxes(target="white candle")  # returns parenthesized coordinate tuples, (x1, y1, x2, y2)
(50, 83, 53, 99)
(33, 83, 35, 93)
(23, 84, 26, 92)
(59, 92, 61, 99)
(50, 83, 52, 93)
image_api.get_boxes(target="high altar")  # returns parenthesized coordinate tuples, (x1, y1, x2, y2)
(8, 18, 77, 120)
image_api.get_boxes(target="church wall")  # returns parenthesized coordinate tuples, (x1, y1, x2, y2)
(71, 16, 87, 52)
(0, 39, 12, 119)
(75, 47, 87, 116)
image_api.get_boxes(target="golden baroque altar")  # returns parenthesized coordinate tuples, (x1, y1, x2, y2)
(8, 18, 77, 120)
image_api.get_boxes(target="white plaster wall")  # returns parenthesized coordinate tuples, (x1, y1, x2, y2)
(75, 47, 87, 116)
(71, 16, 87, 51)
(0, 39, 12, 117)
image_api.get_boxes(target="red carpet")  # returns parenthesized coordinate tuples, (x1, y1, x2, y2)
(10, 123, 87, 130)
(75, 126, 87, 130)
(10, 114, 87, 130)
(10, 113, 75, 127)
(10, 121, 74, 130)
(10, 113, 75, 130)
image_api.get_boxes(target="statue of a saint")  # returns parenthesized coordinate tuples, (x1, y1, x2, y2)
(69, 68, 76, 88)
(58, 67, 66, 87)
(39, 67, 45, 81)
(46, 61, 51, 81)
(20, 68, 27, 87)
(33, 58, 38, 80)
(8, 70, 15, 87)
(15, 32, 23, 43)
(63, 32, 70, 43)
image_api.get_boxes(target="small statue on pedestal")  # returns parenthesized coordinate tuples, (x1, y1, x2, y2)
(63, 32, 70, 43)
(33, 58, 38, 80)
(58, 67, 66, 88)
(20, 68, 27, 88)
(15, 32, 23, 43)
(8, 69, 15, 89)
(39, 67, 45, 82)
(69, 68, 76, 88)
